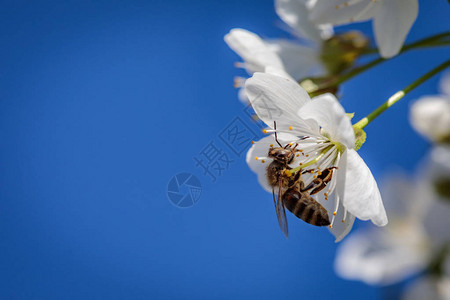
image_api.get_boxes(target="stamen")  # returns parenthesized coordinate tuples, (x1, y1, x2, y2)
(270, 144, 273, 147)
(251, 141, 255, 144)
(255, 156, 268, 161)
(333, 212, 337, 216)
(262, 129, 268, 134)
(288, 126, 293, 130)
(261, 160, 265, 163)
(233, 77, 245, 88)
(234, 62, 246, 69)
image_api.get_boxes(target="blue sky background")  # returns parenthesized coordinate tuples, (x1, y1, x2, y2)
(0, 0, 449, 299)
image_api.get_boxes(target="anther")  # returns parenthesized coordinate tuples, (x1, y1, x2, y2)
(270, 144, 273, 147)
(262, 129, 268, 134)
(329, 225, 333, 229)
(296, 154, 300, 157)
(333, 212, 337, 216)
(288, 126, 293, 130)
(261, 160, 265, 163)
(251, 141, 255, 144)
(255, 156, 259, 160)
(342, 219, 345, 223)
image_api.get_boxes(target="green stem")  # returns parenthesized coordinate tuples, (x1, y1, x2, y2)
(334, 35, 450, 86)
(362, 31, 450, 55)
(354, 59, 450, 129)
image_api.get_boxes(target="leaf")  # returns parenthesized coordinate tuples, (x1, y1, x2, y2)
(353, 126, 366, 151)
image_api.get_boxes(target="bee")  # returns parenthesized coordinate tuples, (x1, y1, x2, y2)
(282, 171, 331, 228)
(265, 122, 299, 238)
(265, 122, 337, 237)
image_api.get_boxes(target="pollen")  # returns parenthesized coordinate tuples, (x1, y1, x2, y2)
(288, 126, 293, 130)
(333, 212, 337, 216)
(262, 129, 268, 134)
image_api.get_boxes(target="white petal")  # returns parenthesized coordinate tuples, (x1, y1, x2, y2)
(334, 226, 429, 285)
(245, 72, 319, 136)
(310, 0, 379, 26)
(409, 96, 450, 142)
(341, 150, 388, 226)
(439, 71, 450, 96)
(266, 39, 325, 79)
(297, 93, 355, 149)
(275, 0, 332, 42)
(246, 136, 276, 193)
(224, 29, 283, 74)
(373, 0, 418, 58)
(237, 87, 249, 104)
(264, 66, 295, 81)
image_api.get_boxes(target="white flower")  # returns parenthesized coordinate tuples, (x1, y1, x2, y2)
(335, 147, 450, 285)
(225, 1, 331, 103)
(309, 0, 419, 58)
(245, 72, 387, 241)
(225, 28, 322, 79)
(275, 0, 333, 42)
(410, 73, 450, 143)
(334, 173, 431, 285)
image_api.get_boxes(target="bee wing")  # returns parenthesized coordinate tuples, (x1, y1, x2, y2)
(272, 178, 289, 238)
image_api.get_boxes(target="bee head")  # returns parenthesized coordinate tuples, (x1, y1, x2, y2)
(268, 147, 295, 164)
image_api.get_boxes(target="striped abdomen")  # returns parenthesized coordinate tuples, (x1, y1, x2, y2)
(282, 188, 330, 227)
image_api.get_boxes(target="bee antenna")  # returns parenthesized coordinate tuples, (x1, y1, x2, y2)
(273, 121, 282, 147)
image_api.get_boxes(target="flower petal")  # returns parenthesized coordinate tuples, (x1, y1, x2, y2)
(224, 29, 283, 74)
(266, 39, 324, 79)
(341, 150, 388, 226)
(334, 227, 429, 285)
(409, 96, 450, 143)
(245, 72, 319, 136)
(373, 0, 418, 58)
(310, 0, 379, 26)
(439, 71, 450, 96)
(297, 93, 355, 149)
(275, 0, 333, 42)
